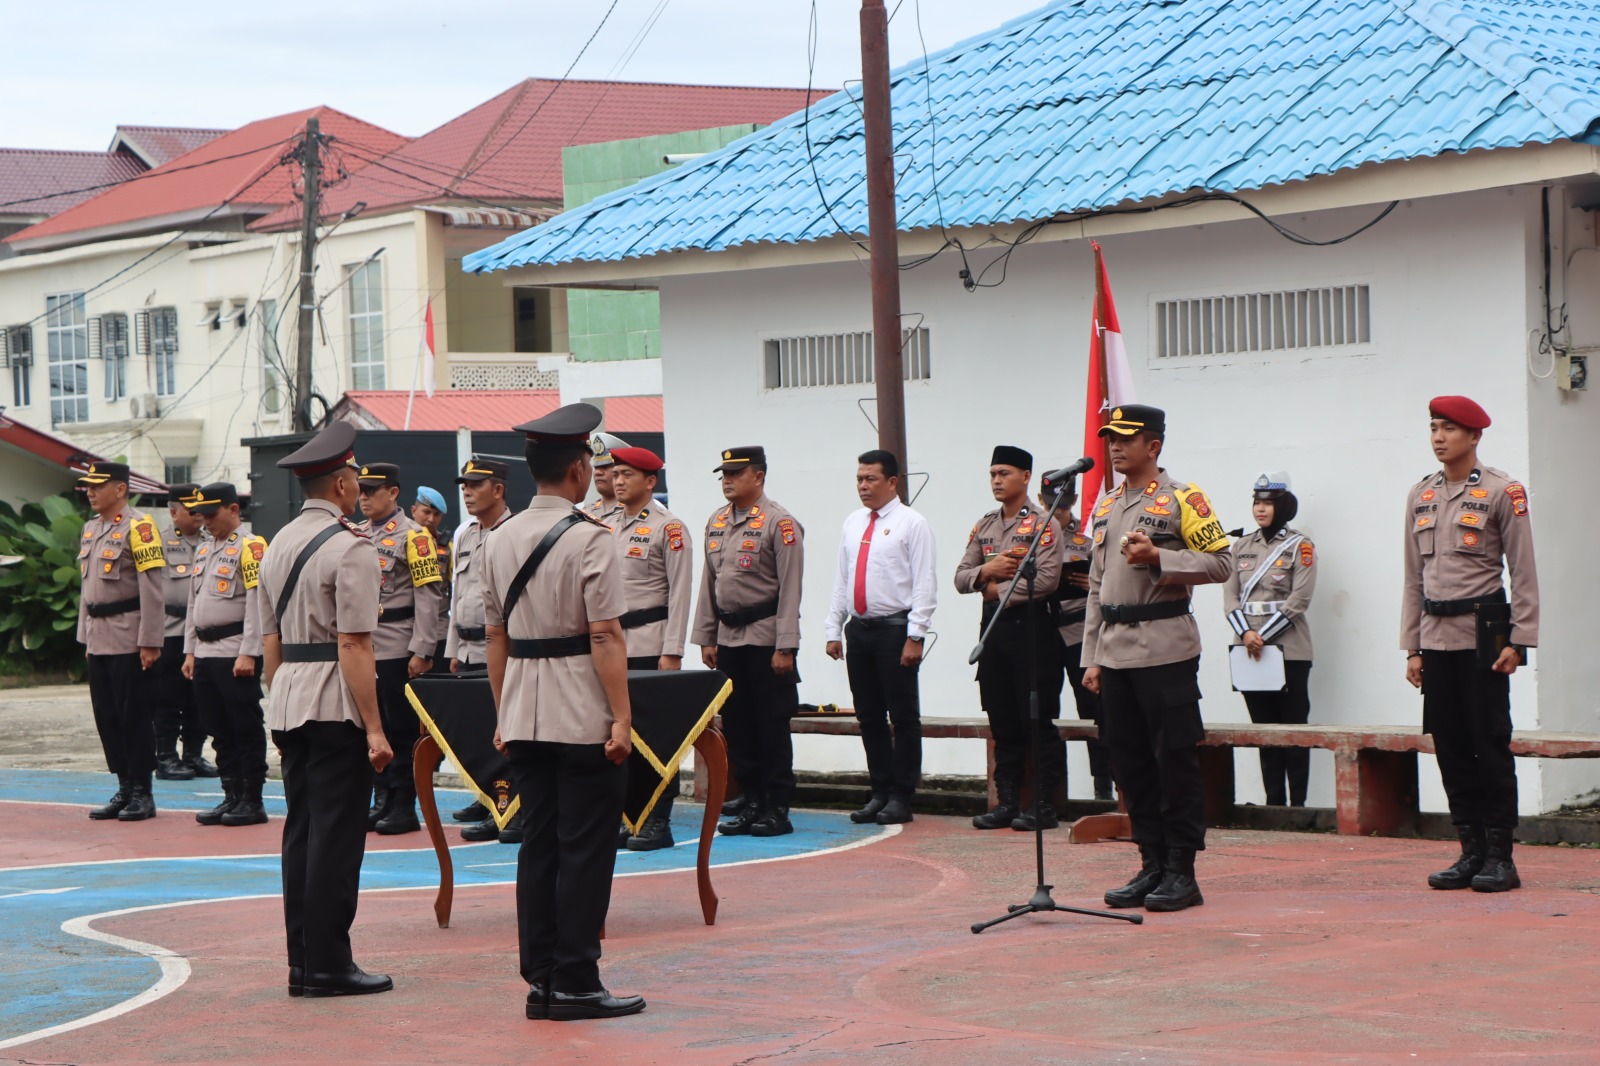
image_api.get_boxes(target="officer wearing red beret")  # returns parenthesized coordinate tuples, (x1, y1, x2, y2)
(1402, 395, 1539, 893)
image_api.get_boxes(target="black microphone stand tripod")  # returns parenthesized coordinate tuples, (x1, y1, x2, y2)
(968, 483, 1140, 933)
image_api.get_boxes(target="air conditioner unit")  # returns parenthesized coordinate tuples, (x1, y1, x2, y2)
(130, 394, 161, 420)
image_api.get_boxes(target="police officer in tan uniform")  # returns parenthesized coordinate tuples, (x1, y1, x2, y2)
(76, 461, 167, 822)
(1224, 473, 1316, 807)
(1402, 395, 1539, 894)
(585, 432, 628, 524)
(355, 462, 445, 835)
(1082, 405, 1232, 912)
(153, 483, 207, 781)
(180, 483, 270, 827)
(607, 445, 693, 851)
(955, 446, 1065, 832)
(259, 421, 393, 998)
(411, 485, 453, 672)
(694, 446, 806, 839)
(482, 402, 644, 1021)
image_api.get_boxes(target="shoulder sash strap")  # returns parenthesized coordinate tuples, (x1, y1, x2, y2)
(275, 523, 348, 624)
(502, 513, 586, 621)
(1238, 533, 1303, 603)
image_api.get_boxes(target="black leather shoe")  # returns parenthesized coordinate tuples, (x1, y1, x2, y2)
(1471, 827, 1521, 893)
(525, 979, 551, 1020)
(1104, 847, 1164, 909)
(626, 816, 675, 851)
(750, 806, 793, 837)
(1429, 825, 1486, 890)
(718, 800, 762, 836)
(183, 750, 219, 778)
(875, 797, 913, 825)
(288, 966, 304, 998)
(461, 819, 500, 842)
(1093, 778, 1115, 801)
(499, 813, 527, 845)
(302, 965, 393, 997)
(972, 803, 1020, 830)
(547, 988, 646, 1020)
(1011, 804, 1058, 831)
(850, 795, 888, 824)
(156, 753, 196, 781)
(117, 787, 157, 822)
(1143, 849, 1203, 912)
(617, 822, 633, 849)
(452, 801, 490, 823)
(196, 778, 239, 826)
(89, 778, 131, 820)
(719, 793, 747, 817)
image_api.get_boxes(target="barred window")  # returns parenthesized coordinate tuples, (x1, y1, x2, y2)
(1155, 285, 1370, 360)
(762, 328, 931, 390)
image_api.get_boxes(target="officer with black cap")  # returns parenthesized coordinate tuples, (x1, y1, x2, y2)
(76, 460, 168, 822)
(1081, 404, 1232, 913)
(258, 420, 393, 998)
(693, 445, 806, 839)
(1223, 473, 1316, 807)
(955, 445, 1066, 831)
(481, 402, 644, 1020)
(180, 483, 271, 826)
(354, 462, 445, 835)
(153, 483, 207, 781)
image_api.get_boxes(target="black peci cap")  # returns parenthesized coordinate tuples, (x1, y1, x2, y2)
(713, 446, 765, 473)
(1097, 404, 1166, 438)
(456, 458, 511, 483)
(277, 422, 360, 479)
(356, 462, 401, 489)
(990, 445, 1033, 471)
(78, 461, 130, 486)
(187, 482, 239, 516)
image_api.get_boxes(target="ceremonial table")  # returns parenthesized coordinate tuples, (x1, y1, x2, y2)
(406, 670, 731, 928)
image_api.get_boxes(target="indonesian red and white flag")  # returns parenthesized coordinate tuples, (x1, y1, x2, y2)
(420, 298, 437, 399)
(1080, 240, 1136, 526)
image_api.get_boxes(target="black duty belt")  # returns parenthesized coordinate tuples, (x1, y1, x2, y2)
(86, 597, 140, 619)
(195, 620, 246, 643)
(508, 635, 591, 659)
(1058, 606, 1087, 625)
(1100, 600, 1191, 625)
(620, 605, 670, 630)
(1423, 588, 1505, 617)
(847, 611, 910, 630)
(380, 606, 415, 623)
(716, 600, 779, 628)
(164, 603, 188, 619)
(454, 624, 487, 642)
(280, 642, 340, 662)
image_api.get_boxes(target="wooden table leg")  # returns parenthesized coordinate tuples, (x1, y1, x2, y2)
(412, 734, 453, 929)
(691, 725, 727, 926)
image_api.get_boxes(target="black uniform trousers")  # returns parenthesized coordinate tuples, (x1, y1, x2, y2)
(1062, 645, 1113, 790)
(1241, 659, 1313, 806)
(844, 618, 922, 799)
(1099, 657, 1207, 852)
(154, 634, 204, 752)
(192, 656, 267, 781)
(976, 606, 1065, 800)
(626, 655, 677, 820)
(87, 652, 156, 779)
(507, 740, 625, 993)
(375, 657, 421, 788)
(717, 643, 799, 805)
(273, 720, 373, 974)
(1421, 649, 1518, 830)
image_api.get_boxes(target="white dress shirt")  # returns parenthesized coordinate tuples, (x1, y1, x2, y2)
(825, 496, 937, 640)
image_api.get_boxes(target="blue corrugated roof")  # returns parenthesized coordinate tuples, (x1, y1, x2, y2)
(466, 0, 1600, 273)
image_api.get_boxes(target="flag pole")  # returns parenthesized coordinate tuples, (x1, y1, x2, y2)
(403, 347, 419, 431)
(1094, 245, 1113, 484)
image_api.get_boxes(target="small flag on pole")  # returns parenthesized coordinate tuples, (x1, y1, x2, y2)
(1080, 241, 1136, 527)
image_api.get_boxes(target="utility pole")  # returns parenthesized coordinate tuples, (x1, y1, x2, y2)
(292, 116, 321, 433)
(859, 0, 909, 501)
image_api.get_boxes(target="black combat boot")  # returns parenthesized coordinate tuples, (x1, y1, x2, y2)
(750, 804, 794, 837)
(850, 793, 889, 824)
(451, 801, 489, 823)
(1093, 775, 1115, 802)
(1427, 825, 1485, 890)
(497, 809, 526, 844)
(627, 814, 676, 851)
(366, 783, 392, 831)
(718, 794, 763, 836)
(1144, 848, 1204, 912)
(222, 777, 269, 826)
(155, 741, 196, 781)
(461, 818, 500, 842)
(375, 782, 420, 834)
(89, 776, 132, 820)
(720, 792, 748, 817)
(1471, 827, 1521, 893)
(972, 783, 1021, 830)
(118, 779, 158, 822)
(1011, 803, 1060, 831)
(196, 777, 239, 826)
(617, 822, 633, 849)
(1104, 844, 1165, 908)
(183, 744, 219, 778)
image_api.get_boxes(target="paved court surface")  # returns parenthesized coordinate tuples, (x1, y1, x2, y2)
(3, 767, 1599, 1065)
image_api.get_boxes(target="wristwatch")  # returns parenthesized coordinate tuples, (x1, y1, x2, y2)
(908, 636, 925, 644)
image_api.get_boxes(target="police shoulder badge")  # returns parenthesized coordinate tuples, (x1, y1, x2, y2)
(778, 516, 797, 546)
(1505, 482, 1529, 517)
(130, 518, 167, 572)
(406, 529, 443, 586)
(1298, 541, 1314, 568)
(241, 535, 267, 590)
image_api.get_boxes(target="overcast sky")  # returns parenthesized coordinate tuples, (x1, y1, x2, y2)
(4, 0, 1044, 151)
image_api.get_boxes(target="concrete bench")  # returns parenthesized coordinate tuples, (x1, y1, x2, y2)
(779, 716, 1600, 838)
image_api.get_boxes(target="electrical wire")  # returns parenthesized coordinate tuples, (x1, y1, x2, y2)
(0, 137, 297, 211)
(804, 0, 872, 254)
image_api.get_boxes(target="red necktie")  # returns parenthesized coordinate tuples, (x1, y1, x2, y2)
(853, 511, 878, 615)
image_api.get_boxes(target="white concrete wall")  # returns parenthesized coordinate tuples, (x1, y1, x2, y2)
(656, 187, 1595, 813)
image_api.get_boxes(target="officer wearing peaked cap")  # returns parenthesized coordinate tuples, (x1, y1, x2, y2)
(153, 482, 207, 782)
(482, 402, 644, 1020)
(1403, 395, 1538, 894)
(259, 420, 394, 998)
(76, 461, 168, 823)
(586, 432, 629, 524)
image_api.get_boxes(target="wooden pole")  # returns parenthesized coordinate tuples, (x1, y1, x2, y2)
(292, 117, 321, 432)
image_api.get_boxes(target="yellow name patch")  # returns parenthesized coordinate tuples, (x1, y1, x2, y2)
(406, 529, 442, 587)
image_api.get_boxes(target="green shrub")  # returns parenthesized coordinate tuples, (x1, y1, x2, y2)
(0, 493, 92, 679)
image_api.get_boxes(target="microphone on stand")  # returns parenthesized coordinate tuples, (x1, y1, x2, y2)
(1041, 456, 1094, 490)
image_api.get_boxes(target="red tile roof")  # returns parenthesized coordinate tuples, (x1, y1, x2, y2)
(254, 79, 821, 230)
(0, 149, 146, 220)
(339, 389, 662, 433)
(6, 107, 408, 251)
(110, 125, 229, 168)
